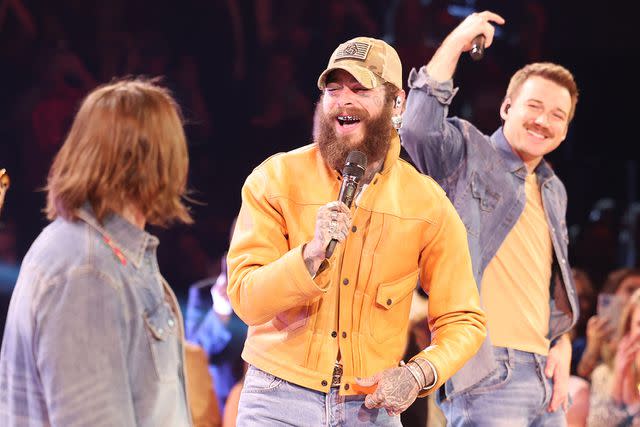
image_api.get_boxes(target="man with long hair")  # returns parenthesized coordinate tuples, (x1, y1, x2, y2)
(227, 37, 486, 425)
(0, 79, 193, 426)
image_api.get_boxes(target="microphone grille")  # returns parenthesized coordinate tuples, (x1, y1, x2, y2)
(343, 150, 367, 180)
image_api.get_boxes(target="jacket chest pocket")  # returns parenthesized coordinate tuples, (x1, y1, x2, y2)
(471, 172, 501, 212)
(369, 269, 419, 344)
(457, 172, 501, 237)
(144, 301, 180, 382)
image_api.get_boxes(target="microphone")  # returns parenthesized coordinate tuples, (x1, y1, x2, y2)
(469, 34, 485, 61)
(325, 151, 367, 259)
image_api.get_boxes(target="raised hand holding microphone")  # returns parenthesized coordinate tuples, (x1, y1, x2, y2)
(425, 10, 504, 82)
(469, 34, 486, 60)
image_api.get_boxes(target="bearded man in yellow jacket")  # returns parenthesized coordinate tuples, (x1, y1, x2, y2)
(227, 36, 487, 426)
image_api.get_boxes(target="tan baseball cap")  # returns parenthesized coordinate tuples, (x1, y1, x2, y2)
(317, 37, 402, 90)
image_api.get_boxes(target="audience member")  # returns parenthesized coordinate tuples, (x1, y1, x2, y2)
(578, 269, 640, 379)
(185, 252, 248, 414)
(587, 288, 640, 426)
(571, 268, 597, 375)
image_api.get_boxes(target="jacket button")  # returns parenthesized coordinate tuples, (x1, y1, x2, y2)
(322, 380, 328, 386)
(343, 278, 349, 285)
(386, 299, 392, 306)
(345, 384, 350, 390)
(342, 332, 347, 338)
(331, 331, 337, 338)
(351, 226, 357, 233)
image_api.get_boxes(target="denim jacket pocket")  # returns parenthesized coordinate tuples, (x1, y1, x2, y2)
(144, 302, 179, 382)
(471, 172, 501, 212)
(369, 269, 419, 343)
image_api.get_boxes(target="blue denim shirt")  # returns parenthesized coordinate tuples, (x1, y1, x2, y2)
(0, 205, 191, 426)
(400, 66, 578, 396)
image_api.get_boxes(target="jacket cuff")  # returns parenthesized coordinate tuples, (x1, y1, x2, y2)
(288, 245, 331, 297)
(408, 66, 459, 105)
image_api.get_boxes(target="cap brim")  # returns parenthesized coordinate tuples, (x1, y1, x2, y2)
(317, 63, 383, 90)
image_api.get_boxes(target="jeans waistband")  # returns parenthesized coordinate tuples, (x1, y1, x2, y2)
(492, 346, 547, 365)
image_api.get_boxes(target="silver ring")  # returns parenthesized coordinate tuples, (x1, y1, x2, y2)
(330, 211, 338, 221)
(329, 219, 337, 234)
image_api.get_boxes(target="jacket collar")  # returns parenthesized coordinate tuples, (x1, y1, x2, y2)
(380, 133, 401, 176)
(76, 203, 158, 269)
(491, 127, 556, 183)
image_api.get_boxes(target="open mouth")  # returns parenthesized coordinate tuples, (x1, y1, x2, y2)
(337, 115, 361, 126)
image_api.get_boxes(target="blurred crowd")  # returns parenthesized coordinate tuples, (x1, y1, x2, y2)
(0, 0, 638, 426)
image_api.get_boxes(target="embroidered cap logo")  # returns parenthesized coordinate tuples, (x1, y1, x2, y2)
(335, 42, 371, 61)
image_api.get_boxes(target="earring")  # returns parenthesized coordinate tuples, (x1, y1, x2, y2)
(391, 115, 402, 129)
(394, 96, 402, 108)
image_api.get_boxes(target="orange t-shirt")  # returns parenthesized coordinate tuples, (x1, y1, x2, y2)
(481, 173, 552, 355)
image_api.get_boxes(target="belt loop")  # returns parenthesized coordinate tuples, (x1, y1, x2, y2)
(506, 347, 514, 368)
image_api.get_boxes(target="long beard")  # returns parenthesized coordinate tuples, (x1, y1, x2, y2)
(313, 101, 394, 172)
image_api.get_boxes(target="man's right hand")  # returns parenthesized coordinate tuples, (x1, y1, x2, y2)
(426, 11, 505, 82)
(302, 201, 352, 276)
(447, 11, 505, 54)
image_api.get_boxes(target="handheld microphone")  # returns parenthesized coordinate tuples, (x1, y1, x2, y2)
(469, 34, 485, 61)
(325, 151, 367, 259)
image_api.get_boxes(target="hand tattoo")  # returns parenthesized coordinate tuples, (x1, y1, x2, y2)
(367, 366, 420, 414)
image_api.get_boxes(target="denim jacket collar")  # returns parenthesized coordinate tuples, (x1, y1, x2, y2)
(491, 127, 556, 185)
(76, 203, 158, 269)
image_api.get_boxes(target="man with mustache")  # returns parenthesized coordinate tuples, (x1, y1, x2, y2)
(227, 37, 486, 425)
(400, 11, 580, 426)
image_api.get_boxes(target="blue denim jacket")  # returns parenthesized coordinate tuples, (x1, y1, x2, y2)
(0, 205, 191, 426)
(400, 66, 578, 396)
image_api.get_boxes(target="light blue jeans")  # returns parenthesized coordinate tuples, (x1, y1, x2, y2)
(439, 347, 567, 427)
(237, 365, 402, 426)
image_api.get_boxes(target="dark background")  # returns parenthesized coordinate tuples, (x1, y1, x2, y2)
(0, 0, 637, 304)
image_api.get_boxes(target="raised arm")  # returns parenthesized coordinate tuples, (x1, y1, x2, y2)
(426, 11, 504, 82)
(400, 11, 504, 185)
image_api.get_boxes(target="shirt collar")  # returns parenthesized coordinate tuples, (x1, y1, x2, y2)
(76, 203, 158, 268)
(490, 127, 555, 182)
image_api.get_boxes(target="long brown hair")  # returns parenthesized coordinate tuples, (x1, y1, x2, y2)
(46, 78, 192, 226)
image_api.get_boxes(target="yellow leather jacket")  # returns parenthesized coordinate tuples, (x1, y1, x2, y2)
(227, 136, 486, 396)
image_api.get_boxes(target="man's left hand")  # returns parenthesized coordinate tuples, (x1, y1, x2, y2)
(356, 365, 421, 417)
(545, 334, 572, 412)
